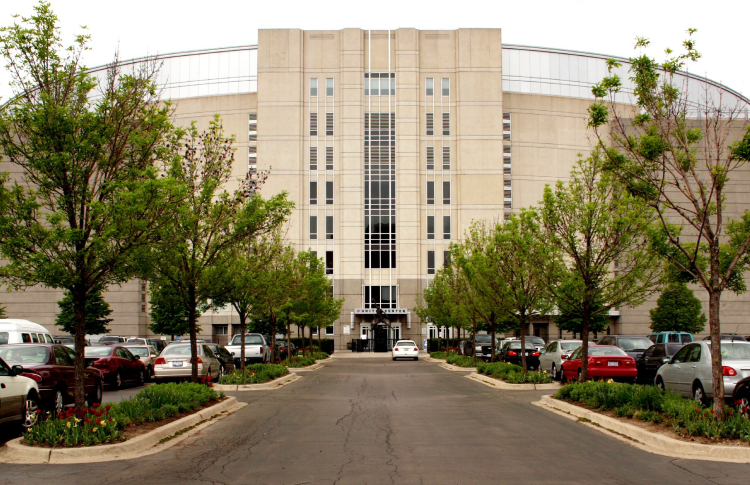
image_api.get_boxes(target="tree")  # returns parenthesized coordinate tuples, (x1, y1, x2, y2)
(588, 31, 750, 416)
(0, 2, 181, 409)
(650, 282, 706, 334)
(554, 280, 609, 340)
(56, 286, 113, 336)
(541, 154, 663, 381)
(149, 280, 194, 339)
(152, 117, 292, 381)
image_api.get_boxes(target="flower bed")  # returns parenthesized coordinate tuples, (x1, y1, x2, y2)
(283, 356, 317, 368)
(555, 381, 750, 444)
(477, 362, 553, 384)
(446, 355, 480, 367)
(218, 363, 289, 385)
(23, 383, 221, 447)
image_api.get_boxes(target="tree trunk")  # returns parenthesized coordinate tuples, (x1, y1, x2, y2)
(520, 316, 528, 374)
(238, 311, 247, 373)
(580, 312, 590, 382)
(490, 315, 496, 363)
(708, 289, 725, 418)
(72, 284, 87, 410)
(270, 313, 277, 363)
(301, 325, 306, 356)
(309, 326, 313, 354)
(286, 321, 291, 362)
(188, 285, 198, 382)
(317, 325, 321, 354)
(437, 327, 441, 355)
(472, 322, 477, 366)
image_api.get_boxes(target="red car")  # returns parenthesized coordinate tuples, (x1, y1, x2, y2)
(84, 345, 146, 389)
(561, 345, 637, 383)
(0, 344, 103, 415)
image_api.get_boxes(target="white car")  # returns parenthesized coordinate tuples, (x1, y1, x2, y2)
(0, 319, 54, 345)
(392, 340, 419, 361)
(539, 340, 595, 381)
(153, 343, 221, 381)
(225, 334, 270, 366)
(0, 356, 41, 429)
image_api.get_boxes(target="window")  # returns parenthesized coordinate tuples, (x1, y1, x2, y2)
(442, 112, 450, 135)
(426, 146, 434, 170)
(443, 181, 450, 204)
(504, 212, 512, 221)
(441, 78, 450, 96)
(326, 113, 333, 136)
(141, 294, 146, 302)
(310, 78, 318, 96)
(141, 283, 146, 292)
(427, 181, 434, 204)
(310, 146, 318, 170)
(326, 251, 333, 275)
(141, 304, 146, 312)
(364, 285, 397, 309)
(427, 250, 435, 275)
(504, 164, 511, 175)
(310, 216, 318, 239)
(326, 78, 334, 96)
(326, 146, 333, 170)
(426, 78, 434, 96)
(310, 181, 318, 205)
(442, 146, 450, 170)
(326, 181, 333, 204)
(214, 325, 228, 336)
(503, 132, 511, 141)
(310, 113, 318, 136)
(504, 112, 511, 121)
(312, 326, 319, 335)
(504, 199, 512, 209)
(444, 250, 451, 267)
(426, 113, 434, 136)
(443, 215, 451, 239)
(326, 215, 333, 240)
(311, 250, 317, 260)
(364, 73, 395, 96)
(427, 215, 435, 240)
(325, 326, 334, 335)
(504, 145, 511, 154)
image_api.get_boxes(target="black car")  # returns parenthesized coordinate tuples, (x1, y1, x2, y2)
(276, 340, 297, 360)
(471, 334, 503, 360)
(205, 343, 235, 378)
(597, 335, 654, 359)
(635, 343, 685, 384)
(500, 341, 540, 370)
(97, 336, 127, 345)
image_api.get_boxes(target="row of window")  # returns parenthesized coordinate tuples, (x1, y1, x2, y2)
(310, 112, 334, 136)
(426, 146, 451, 170)
(310, 250, 334, 275)
(309, 146, 334, 170)
(427, 250, 452, 275)
(425, 78, 450, 97)
(309, 181, 333, 205)
(310, 215, 334, 240)
(310, 78, 334, 97)
(426, 215, 451, 240)
(426, 181, 451, 204)
(426, 112, 450, 136)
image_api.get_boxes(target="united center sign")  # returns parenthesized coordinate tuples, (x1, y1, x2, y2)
(354, 308, 409, 315)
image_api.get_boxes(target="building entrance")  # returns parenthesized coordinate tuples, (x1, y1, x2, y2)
(374, 325, 388, 352)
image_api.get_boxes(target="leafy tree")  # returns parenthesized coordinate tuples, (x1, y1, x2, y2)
(588, 30, 750, 416)
(152, 117, 292, 381)
(56, 286, 113, 336)
(650, 282, 706, 334)
(0, 305, 7, 319)
(553, 275, 609, 339)
(149, 280, 194, 339)
(541, 155, 663, 381)
(415, 268, 462, 354)
(0, 2, 181, 408)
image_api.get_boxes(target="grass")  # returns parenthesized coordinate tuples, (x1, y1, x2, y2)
(476, 361, 553, 384)
(282, 351, 330, 368)
(555, 381, 750, 444)
(218, 363, 289, 384)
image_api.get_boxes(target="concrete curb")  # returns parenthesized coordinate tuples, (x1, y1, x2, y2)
(438, 362, 477, 372)
(467, 372, 562, 390)
(424, 357, 445, 363)
(535, 395, 750, 463)
(290, 362, 325, 372)
(0, 397, 244, 464)
(214, 372, 300, 391)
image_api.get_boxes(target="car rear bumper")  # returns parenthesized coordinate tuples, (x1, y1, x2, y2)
(154, 365, 208, 379)
(392, 351, 419, 359)
(505, 357, 540, 368)
(589, 367, 638, 379)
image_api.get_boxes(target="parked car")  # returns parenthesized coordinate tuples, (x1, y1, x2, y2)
(153, 343, 221, 381)
(648, 332, 693, 344)
(561, 345, 637, 383)
(84, 345, 146, 389)
(596, 335, 654, 359)
(0, 356, 41, 429)
(0, 319, 54, 345)
(225, 334, 270, 366)
(125, 338, 166, 352)
(123, 345, 160, 380)
(205, 343, 235, 378)
(392, 340, 419, 361)
(0, 344, 103, 415)
(470, 334, 504, 360)
(539, 340, 595, 381)
(97, 336, 127, 345)
(499, 341, 541, 370)
(635, 343, 686, 384)
(731, 376, 750, 417)
(702, 334, 747, 342)
(655, 341, 750, 404)
(526, 336, 546, 352)
(276, 340, 297, 360)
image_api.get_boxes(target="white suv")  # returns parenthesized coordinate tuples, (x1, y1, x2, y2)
(0, 356, 41, 429)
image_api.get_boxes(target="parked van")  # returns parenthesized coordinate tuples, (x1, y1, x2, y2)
(648, 332, 693, 344)
(0, 319, 54, 345)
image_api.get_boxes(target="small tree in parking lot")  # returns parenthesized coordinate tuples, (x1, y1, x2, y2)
(56, 286, 113, 336)
(650, 282, 706, 334)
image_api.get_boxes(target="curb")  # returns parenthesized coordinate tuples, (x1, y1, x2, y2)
(214, 372, 300, 391)
(468, 372, 562, 390)
(0, 397, 244, 464)
(535, 395, 750, 463)
(290, 362, 325, 372)
(438, 363, 477, 372)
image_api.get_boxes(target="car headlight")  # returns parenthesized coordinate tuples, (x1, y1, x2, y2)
(475, 346, 482, 351)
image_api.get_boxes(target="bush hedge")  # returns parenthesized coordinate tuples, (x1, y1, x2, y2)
(283, 356, 316, 367)
(477, 362, 553, 384)
(289, 337, 334, 354)
(427, 338, 469, 352)
(218, 363, 289, 384)
(555, 381, 750, 443)
(445, 355, 479, 367)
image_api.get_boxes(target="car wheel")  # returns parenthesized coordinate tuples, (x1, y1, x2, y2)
(414, 357, 418, 361)
(693, 382, 707, 406)
(147, 365, 154, 381)
(392, 357, 396, 361)
(561, 369, 568, 384)
(52, 389, 65, 417)
(551, 364, 558, 381)
(656, 377, 665, 391)
(577, 369, 583, 383)
(737, 394, 749, 418)
(86, 379, 103, 406)
(218, 365, 225, 380)
(114, 370, 123, 390)
(21, 392, 41, 429)
(138, 368, 145, 386)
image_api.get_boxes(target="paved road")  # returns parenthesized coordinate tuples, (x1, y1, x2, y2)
(2, 357, 749, 484)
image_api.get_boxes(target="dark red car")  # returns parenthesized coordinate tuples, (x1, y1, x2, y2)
(84, 345, 146, 389)
(561, 345, 638, 383)
(0, 344, 103, 415)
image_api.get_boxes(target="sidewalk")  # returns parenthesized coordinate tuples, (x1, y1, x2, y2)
(331, 350, 430, 359)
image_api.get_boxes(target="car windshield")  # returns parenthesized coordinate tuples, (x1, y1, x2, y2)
(508, 342, 536, 350)
(126, 347, 149, 357)
(85, 347, 113, 357)
(617, 338, 653, 351)
(396, 341, 416, 347)
(560, 342, 583, 351)
(163, 345, 198, 356)
(527, 337, 545, 345)
(720, 343, 750, 360)
(231, 335, 264, 345)
(588, 347, 628, 357)
(0, 345, 49, 364)
(474, 335, 493, 343)
(0, 332, 8, 345)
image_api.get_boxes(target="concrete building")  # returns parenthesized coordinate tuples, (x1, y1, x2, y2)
(2, 29, 748, 350)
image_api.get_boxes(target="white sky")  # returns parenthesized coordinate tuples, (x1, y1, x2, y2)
(1, 0, 748, 101)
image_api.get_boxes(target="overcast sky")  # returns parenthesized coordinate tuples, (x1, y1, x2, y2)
(0, 0, 748, 101)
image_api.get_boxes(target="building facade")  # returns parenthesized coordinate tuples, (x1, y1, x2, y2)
(2, 29, 748, 349)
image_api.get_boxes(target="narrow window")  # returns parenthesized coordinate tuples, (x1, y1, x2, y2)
(504, 145, 511, 154)
(326, 146, 333, 170)
(443, 215, 451, 240)
(310, 146, 318, 170)
(326, 181, 333, 204)
(441, 78, 450, 96)
(503, 132, 511, 141)
(503, 112, 511, 121)
(325, 326, 334, 335)
(427, 250, 435, 275)
(326, 113, 333, 136)
(504, 200, 512, 209)
(443, 181, 450, 205)
(326, 215, 333, 240)
(442, 146, 450, 170)
(427, 181, 434, 204)
(504, 164, 511, 175)
(390, 77, 396, 96)
(370, 78, 379, 97)
(426, 78, 434, 96)
(444, 250, 451, 268)
(442, 112, 450, 135)
(426, 146, 434, 170)
(426, 113, 434, 136)
(364, 76, 369, 96)
(310, 113, 318, 136)
(310, 78, 318, 96)
(380, 75, 389, 96)
(427, 215, 435, 240)
(326, 78, 334, 96)
(310, 181, 317, 205)
(310, 216, 318, 239)
(326, 251, 333, 275)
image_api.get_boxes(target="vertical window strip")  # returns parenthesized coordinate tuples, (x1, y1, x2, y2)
(310, 78, 318, 96)
(326, 146, 333, 170)
(442, 112, 450, 135)
(310, 146, 318, 170)
(443, 215, 451, 240)
(326, 112, 333, 136)
(442, 146, 450, 170)
(426, 146, 434, 170)
(310, 216, 317, 240)
(427, 250, 435, 275)
(310, 113, 317, 136)
(426, 113, 434, 136)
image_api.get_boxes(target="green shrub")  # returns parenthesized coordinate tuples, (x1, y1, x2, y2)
(429, 350, 460, 360)
(446, 355, 478, 367)
(289, 338, 334, 354)
(614, 405, 635, 418)
(282, 356, 317, 368)
(218, 364, 288, 384)
(476, 362, 553, 384)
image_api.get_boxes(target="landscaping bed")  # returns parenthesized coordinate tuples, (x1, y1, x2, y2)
(477, 362, 553, 384)
(445, 355, 479, 367)
(23, 383, 223, 448)
(283, 352, 330, 368)
(554, 381, 750, 446)
(218, 363, 289, 385)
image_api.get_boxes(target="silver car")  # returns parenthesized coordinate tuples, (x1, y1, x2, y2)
(539, 340, 595, 381)
(655, 341, 750, 403)
(124, 345, 159, 380)
(153, 343, 221, 381)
